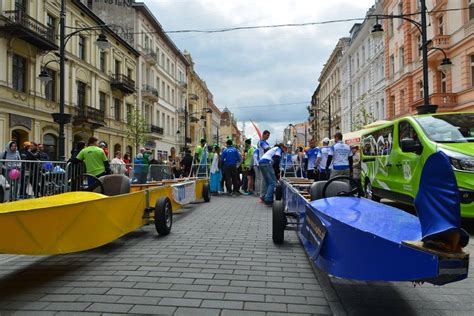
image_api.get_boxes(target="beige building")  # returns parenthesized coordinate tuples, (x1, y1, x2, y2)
(0, 0, 139, 160)
(184, 52, 213, 152)
(85, 1, 189, 158)
(207, 92, 222, 146)
(315, 38, 350, 141)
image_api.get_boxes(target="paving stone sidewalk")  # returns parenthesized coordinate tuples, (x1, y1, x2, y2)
(0, 195, 331, 315)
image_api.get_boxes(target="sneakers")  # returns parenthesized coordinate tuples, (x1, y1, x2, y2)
(264, 200, 274, 206)
(259, 197, 264, 203)
(243, 191, 253, 196)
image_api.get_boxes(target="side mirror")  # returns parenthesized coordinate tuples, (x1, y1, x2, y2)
(400, 138, 422, 154)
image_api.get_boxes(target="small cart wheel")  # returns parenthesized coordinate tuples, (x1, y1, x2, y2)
(202, 183, 211, 202)
(274, 183, 282, 201)
(154, 197, 173, 236)
(272, 200, 286, 244)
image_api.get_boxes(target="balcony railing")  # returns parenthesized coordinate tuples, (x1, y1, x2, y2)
(142, 84, 159, 101)
(432, 35, 450, 49)
(143, 48, 157, 65)
(412, 93, 457, 111)
(0, 10, 57, 50)
(74, 106, 105, 128)
(149, 125, 164, 135)
(111, 74, 135, 94)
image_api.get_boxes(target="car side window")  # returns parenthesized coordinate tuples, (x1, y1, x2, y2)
(399, 121, 421, 152)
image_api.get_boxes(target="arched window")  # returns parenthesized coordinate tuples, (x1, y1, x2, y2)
(11, 129, 29, 147)
(43, 133, 58, 161)
(126, 145, 133, 156)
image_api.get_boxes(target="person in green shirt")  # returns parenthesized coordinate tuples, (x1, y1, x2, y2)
(76, 136, 111, 187)
(243, 138, 255, 195)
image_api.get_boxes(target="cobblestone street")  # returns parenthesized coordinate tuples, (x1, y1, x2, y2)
(1, 196, 473, 315)
(0, 196, 330, 315)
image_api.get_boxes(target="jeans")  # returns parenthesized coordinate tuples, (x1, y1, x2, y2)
(259, 162, 276, 202)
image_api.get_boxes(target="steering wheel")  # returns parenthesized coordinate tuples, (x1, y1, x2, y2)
(80, 174, 104, 193)
(322, 176, 364, 198)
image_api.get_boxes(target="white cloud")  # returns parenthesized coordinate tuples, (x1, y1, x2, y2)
(144, 0, 375, 141)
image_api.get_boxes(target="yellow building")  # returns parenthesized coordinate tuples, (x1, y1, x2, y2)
(0, 0, 139, 160)
(184, 51, 212, 152)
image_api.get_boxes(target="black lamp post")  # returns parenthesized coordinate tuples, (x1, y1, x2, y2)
(39, 0, 111, 160)
(182, 94, 212, 151)
(370, 0, 453, 115)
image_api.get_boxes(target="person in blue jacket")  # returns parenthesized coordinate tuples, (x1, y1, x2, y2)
(221, 139, 242, 195)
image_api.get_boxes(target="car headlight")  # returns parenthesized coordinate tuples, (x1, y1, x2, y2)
(439, 148, 474, 172)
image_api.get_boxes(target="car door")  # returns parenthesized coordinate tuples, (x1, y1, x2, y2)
(389, 120, 424, 203)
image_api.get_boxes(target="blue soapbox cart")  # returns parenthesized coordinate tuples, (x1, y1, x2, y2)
(272, 152, 469, 285)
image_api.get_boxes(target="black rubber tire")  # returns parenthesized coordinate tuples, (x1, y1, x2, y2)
(365, 179, 381, 202)
(310, 181, 326, 201)
(274, 183, 282, 201)
(154, 197, 173, 236)
(0, 188, 4, 203)
(272, 200, 286, 244)
(202, 183, 210, 202)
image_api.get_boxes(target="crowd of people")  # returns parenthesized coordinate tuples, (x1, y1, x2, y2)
(205, 131, 361, 206)
(1, 131, 361, 203)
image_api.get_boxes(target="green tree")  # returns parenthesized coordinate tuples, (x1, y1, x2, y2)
(126, 106, 149, 153)
(352, 105, 376, 131)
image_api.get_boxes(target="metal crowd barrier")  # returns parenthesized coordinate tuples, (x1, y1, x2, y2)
(0, 159, 212, 203)
(0, 159, 85, 203)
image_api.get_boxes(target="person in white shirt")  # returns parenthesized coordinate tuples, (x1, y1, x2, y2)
(326, 132, 353, 179)
(316, 138, 333, 180)
(257, 130, 271, 201)
(258, 143, 287, 205)
(111, 151, 126, 175)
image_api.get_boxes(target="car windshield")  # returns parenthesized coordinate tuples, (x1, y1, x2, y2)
(415, 114, 474, 143)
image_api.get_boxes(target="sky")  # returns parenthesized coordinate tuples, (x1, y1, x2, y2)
(144, 0, 375, 144)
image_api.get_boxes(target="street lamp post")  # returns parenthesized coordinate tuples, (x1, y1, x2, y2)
(370, 0, 453, 115)
(181, 95, 212, 151)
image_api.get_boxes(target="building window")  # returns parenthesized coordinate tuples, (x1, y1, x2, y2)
(398, 2, 403, 27)
(161, 53, 165, 67)
(390, 54, 395, 77)
(471, 55, 474, 86)
(399, 46, 405, 69)
(114, 98, 121, 121)
(47, 14, 56, 34)
(45, 69, 56, 101)
(400, 89, 405, 112)
(15, 0, 27, 12)
(43, 133, 58, 161)
(390, 95, 396, 117)
(78, 36, 86, 60)
(87, 0, 93, 9)
(438, 15, 444, 35)
(77, 81, 86, 108)
(156, 110, 160, 126)
(388, 15, 394, 37)
(418, 80, 424, 99)
(161, 82, 165, 97)
(470, 0, 474, 20)
(126, 104, 132, 121)
(127, 68, 133, 79)
(416, 35, 422, 58)
(166, 58, 170, 72)
(115, 60, 121, 76)
(100, 51, 106, 72)
(440, 71, 447, 93)
(99, 92, 106, 112)
(12, 54, 27, 93)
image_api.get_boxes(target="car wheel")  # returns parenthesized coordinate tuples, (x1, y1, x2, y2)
(154, 197, 173, 236)
(202, 183, 210, 202)
(274, 183, 282, 201)
(365, 180, 381, 202)
(272, 200, 286, 244)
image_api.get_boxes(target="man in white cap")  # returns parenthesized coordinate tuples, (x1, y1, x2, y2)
(316, 137, 332, 180)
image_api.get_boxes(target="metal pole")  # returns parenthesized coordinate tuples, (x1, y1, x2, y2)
(420, 0, 431, 110)
(58, 0, 66, 160)
(184, 104, 188, 151)
(328, 97, 332, 140)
